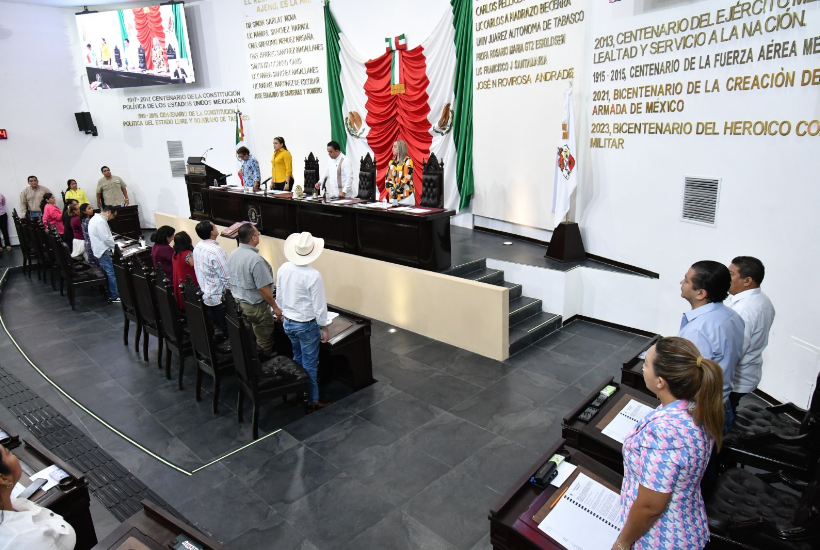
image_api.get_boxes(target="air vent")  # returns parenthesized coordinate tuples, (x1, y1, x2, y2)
(167, 140, 184, 159)
(681, 176, 720, 227)
(170, 160, 186, 178)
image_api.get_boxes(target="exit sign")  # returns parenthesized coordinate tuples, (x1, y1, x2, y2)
(0, 130, 7, 139)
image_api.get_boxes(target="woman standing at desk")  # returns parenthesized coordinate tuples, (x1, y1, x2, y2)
(613, 337, 724, 550)
(385, 140, 415, 205)
(0, 445, 76, 549)
(270, 136, 293, 191)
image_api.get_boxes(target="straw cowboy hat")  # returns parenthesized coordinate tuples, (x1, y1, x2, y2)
(284, 231, 324, 266)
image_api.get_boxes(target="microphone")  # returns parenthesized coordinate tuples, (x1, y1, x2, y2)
(200, 147, 213, 161)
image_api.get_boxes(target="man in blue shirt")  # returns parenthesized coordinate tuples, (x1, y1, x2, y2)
(679, 260, 744, 432)
(236, 146, 260, 191)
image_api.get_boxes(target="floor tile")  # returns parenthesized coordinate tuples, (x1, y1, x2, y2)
(456, 436, 541, 494)
(283, 405, 352, 441)
(404, 412, 496, 468)
(499, 404, 567, 455)
(344, 509, 458, 550)
(405, 341, 474, 370)
(280, 476, 395, 550)
(519, 349, 594, 384)
(334, 380, 399, 414)
(445, 354, 516, 388)
(450, 389, 537, 435)
(532, 329, 574, 350)
(357, 391, 443, 438)
(550, 333, 619, 364)
(305, 415, 397, 465)
(372, 327, 431, 356)
(487, 367, 567, 405)
(403, 372, 483, 411)
(227, 513, 318, 550)
(567, 320, 637, 347)
(177, 414, 264, 462)
(373, 355, 436, 390)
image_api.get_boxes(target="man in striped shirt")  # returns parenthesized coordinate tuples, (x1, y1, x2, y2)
(194, 220, 230, 334)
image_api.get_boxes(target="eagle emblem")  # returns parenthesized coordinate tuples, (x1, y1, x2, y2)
(432, 103, 454, 136)
(344, 111, 367, 138)
(557, 145, 575, 180)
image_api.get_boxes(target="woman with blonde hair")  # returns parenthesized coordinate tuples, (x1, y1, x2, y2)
(612, 336, 724, 550)
(270, 136, 293, 191)
(384, 140, 415, 205)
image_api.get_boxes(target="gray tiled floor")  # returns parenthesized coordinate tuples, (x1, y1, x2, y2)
(0, 272, 651, 549)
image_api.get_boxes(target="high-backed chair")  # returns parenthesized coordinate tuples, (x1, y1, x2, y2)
(419, 153, 444, 208)
(11, 210, 36, 278)
(303, 152, 319, 196)
(183, 279, 234, 413)
(24, 222, 47, 282)
(224, 291, 309, 439)
(31, 220, 57, 287)
(154, 264, 193, 389)
(129, 259, 164, 367)
(45, 225, 67, 294)
(722, 375, 820, 481)
(705, 462, 820, 550)
(357, 153, 376, 201)
(49, 227, 106, 310)
(112, 251, 143, 350)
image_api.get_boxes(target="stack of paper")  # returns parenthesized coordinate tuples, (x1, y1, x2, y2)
(601, 400, 655, 444)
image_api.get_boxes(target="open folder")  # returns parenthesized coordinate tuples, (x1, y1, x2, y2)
(537, 472, 622, 550)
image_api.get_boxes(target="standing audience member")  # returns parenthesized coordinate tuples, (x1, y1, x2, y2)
(69, 204, 85, 258)
(62, 199, 78, 244)
(20, 176, 51, 219)
(171, 231, 197, 310)
(726, 256, 776, 412)
(96, 166, 129, 207)
(678, 260, 744, 432)
(41, 194, 64, 235)
(80, 203, 99, 266)
(0, 191, 11, 251)
(227, 224, 281, 358)
(150, 225, 175, 277)
(88, 205, 119, 303)
(277, 231, 331, 412)
(0, 444, 76, 549)
(64, 179, 90, 205)
(613, 337, 724, 550)
(193, 221, 230, 334)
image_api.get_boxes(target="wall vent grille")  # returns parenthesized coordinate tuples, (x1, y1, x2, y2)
(170, 160, 186, 178)
(681, 176, 720, 227)
(167, 141, 184, 159)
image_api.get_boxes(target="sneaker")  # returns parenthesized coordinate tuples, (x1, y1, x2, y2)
(4, 246, 10, 251)
(110, 297, 121, 303)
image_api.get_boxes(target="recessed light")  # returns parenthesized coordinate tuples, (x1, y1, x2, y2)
(388, 328, 397, 333)
(503, 241, 513, 246)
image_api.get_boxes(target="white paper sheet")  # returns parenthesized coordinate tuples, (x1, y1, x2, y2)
(30, 465, 62, 492)
(10, 482, 26, 498)
(538, 473, 622, 550)
(549, 461, 578, 487)
(327, 312, 339, 323)
(600, 399, 655, 444)
(332, 199, 356, 204)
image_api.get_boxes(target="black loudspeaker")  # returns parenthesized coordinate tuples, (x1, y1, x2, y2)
(74, 112, 98, 136)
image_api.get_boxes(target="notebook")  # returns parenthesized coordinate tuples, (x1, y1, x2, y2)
(600, 399, 655, 444)
(537, 472, 622, 550)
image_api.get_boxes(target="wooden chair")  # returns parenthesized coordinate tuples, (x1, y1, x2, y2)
(357, 153, 376, 201)
(303, 152, 319, 196)
(112, 251, 143, 350)
(25, 221, 50, 284)
(129, 259, 164, 367)
(183, 278, 234, 413)
(49, 227, 107, 310)
(153, 264, 193, 389)
(419, 153, 444, 208)
(224, 291, 309, 439)
(11, 210, 36, 278)
(45, 225, 67, 294)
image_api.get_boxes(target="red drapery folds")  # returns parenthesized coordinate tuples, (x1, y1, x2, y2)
(132, 6, 165, 70)
(364, 46, 432, 203)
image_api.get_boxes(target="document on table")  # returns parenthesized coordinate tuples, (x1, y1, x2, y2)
(332, 199, 356, 204)
(600, 399, 655, 444)
(327, 312, 339, 323)
(31, 464, 63, 491)
(538, 473, 622, 550)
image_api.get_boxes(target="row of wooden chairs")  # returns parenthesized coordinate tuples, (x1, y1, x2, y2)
(112, 255, 309, 439)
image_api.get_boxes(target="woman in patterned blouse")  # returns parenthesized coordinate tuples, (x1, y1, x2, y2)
(384, 140, 414, 205)
(613, 337, 724, 550)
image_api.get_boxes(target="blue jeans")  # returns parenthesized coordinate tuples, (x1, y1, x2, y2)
(98, 251, 119, 300)
(284, 319, 321, 402)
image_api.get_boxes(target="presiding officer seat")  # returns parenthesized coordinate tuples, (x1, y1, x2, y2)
(303, 152, 319, 196)
(357, 153, 376, 201)
(419, 153, 444, 208)
(723, 373, 820, 481)
(705, 462, 820, 550)
(224, 291, 309, 439)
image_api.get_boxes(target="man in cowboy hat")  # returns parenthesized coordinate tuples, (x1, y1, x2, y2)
(276, 231, 330, 412)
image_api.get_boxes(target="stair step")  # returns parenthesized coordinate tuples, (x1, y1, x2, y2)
(445, 258, 486, 278)
(498, 281, 522, 301)
(509, 296, 542, 325)
(461, 267, 504, 285)
(509, 312, 562, 356)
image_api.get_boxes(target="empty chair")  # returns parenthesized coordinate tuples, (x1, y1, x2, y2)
(112, 251, 143, 350)
(11, 210, 36, 278)
(49, 227, 106, 310)
(357, 153, 376, 201)
(224, 290, 309, 439)
(25, 221, 50, 284)
(722, 374, 820, 481)
(154, 264, 193, 389)
(183, 278, 234, 413)
(303, 152, 319, 196)
(129, 259, 164, 367)
(419, 153, 444, 208)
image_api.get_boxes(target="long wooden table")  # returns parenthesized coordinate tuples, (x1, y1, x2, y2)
(190, 186, 454, 271)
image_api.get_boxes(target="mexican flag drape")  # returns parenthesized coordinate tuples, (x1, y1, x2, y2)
(324, 0, 473, 210)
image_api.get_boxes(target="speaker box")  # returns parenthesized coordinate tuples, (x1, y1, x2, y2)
(74, 112, 98, 136)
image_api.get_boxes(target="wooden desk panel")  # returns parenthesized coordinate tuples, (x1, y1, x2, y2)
(620, 335, 659, 397)
(295, 203, 357, 252)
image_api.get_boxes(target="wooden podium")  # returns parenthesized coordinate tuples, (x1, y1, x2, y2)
(545, 221, 586, 262)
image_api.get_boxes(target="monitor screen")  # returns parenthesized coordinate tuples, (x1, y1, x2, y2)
(76, 4, 196, 90)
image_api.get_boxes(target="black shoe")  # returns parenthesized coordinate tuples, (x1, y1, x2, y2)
(110, 297, 121, 303)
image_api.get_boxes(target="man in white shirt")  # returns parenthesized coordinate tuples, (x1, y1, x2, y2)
(315, 141, 353, 198)
(276, 232, 330, 412)
(193, 220, 230, 334)
(727, 256, 776, 412)
(88, 205, 120, 303)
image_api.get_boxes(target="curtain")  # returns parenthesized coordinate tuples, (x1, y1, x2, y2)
(450, 0, 474, 210)
(324, 2, 347, 154)
(132, 6, 165, 70)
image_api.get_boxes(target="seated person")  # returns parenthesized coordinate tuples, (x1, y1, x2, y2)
(385, 140, 415, 205)
(80, 203, 99, 266)
(614, 336, 724, 550)
(150, 225, 175, 277)
(69, 204, 85, 258)
(0, 444, 76, 549)
(171, 231, 197, 311)
(61, 199, 78, 245)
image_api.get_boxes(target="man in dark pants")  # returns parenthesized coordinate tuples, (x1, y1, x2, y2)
(192, 220, 229, 335)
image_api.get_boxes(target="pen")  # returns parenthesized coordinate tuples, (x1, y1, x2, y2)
(550, 486, 569, 509)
